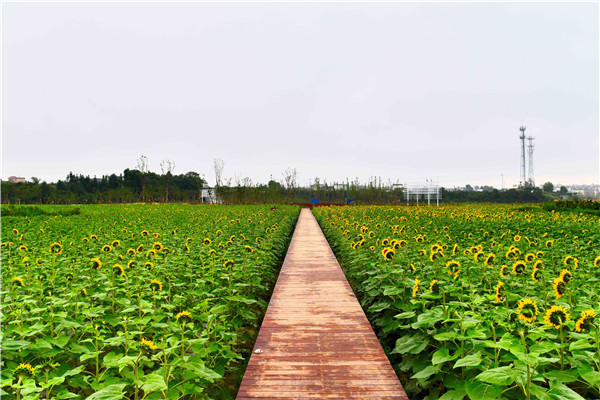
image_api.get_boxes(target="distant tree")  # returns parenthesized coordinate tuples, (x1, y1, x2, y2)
(214, 159, 225, 187)
(160, 160, 175, 203)
(31, 177, 40, 185)
(136, 155, 149, 202)
(465, 184, 474, 191)
(543, 182, 554, 193)
(559, 186, 568, 195)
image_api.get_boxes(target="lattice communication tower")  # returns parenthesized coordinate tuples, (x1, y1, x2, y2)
(519, 126, 527, 188)
(527, 136, 535, 187)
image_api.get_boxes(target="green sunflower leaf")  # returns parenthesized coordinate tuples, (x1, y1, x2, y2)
(84, 384, 127, 400)
(475, 365, 515, 386)
(454, 352, 482, 368)
(464, 381, 503, 400)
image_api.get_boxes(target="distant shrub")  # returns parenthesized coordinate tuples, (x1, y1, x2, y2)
(1, 205, 81, 217)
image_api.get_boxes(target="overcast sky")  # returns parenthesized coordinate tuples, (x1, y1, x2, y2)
(2, 2, 598, 188)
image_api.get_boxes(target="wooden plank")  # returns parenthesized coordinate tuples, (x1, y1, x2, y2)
(236, 209, 408, 399)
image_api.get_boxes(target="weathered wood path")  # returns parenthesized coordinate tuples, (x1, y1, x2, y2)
(236, 209, 408, 399)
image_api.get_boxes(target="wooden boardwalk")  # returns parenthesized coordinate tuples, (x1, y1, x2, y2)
(237, 209, 408, 399)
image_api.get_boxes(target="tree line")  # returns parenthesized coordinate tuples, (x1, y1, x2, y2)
(1, 169, 206, 204)
(2, 172, 558, 205)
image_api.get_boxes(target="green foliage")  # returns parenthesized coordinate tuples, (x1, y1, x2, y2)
(1, 205, 81, 217)
(1, 204, 299, 399)
(314, 204, 600, 400)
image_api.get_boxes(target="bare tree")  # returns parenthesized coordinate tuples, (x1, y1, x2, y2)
(282, 167, 298, 189)
(160, 159, 175, 203)
(214, 158, 225, 187)
(136, 155, 149, 202)
(242, 176, 252, 187)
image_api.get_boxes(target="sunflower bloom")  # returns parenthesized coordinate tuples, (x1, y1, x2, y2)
(113, 264, 125, 276)
(559, 269, 572, 284)
(50, 242, 63, 254)
(140, 338, 158, 351)
(91, 258, 102, 270)
(245, 245, 253, 253)
(532, 266, 542, 282)
(412, 279, 420, 298)
(564, 255, 574, 266)
(485, 254, 495, 267)
(203, 238, 211, 246)
(517, 298, 539, 323)
(512, 261, 526, 276)
(382, 248, 395, 260)
(544, 305, 570, 329)
(494, 281, 505, 302)
(13, 277, 25, 287)
(575, 310, 596, 333)
(552, 277, 566, 299)
(176, 311, 192, 322)
(150, 279, 163, 293)
(14, 363, 36, 379)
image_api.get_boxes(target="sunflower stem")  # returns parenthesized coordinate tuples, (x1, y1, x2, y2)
(559, 323, 565, 370)
(491, 323, 499, 368)
(520, 331, 531, 400)
(180, 322, 186, 359)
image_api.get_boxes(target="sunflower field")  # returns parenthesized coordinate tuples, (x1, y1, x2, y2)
(314, 204, 600, 400)
(1, 204, 299, 400)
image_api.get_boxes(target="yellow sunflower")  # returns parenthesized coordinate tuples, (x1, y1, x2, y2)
(14, 363, 36, 379)
(517, 298, 539, 323)
(382, 248, 395, 260)
(140, 338, 158, 351)
(575, 310, 596, 333)
(559, 269, 572, 284)
(113, 264, 125, 276)
(552, 277, 566, 299)
(512, 261, 526, 276)
(150, 279, 163, 293)
(175, 311, 192, 322)
(494, 281, 505, 302)
(50, 242, 63, 254)
(91, 257, 102, 270)
(544, 305, 570, 329)
(412, 279, 420, 298)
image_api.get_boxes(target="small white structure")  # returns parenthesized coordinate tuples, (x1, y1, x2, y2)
(405, 180, 441, 206)
(8, 176, 26, 183)
(201, 188, 219, 204)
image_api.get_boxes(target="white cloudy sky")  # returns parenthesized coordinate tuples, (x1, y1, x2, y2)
(2, 2, 598, 188)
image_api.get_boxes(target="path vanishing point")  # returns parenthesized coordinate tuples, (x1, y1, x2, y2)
(236, 208, 408, 399)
